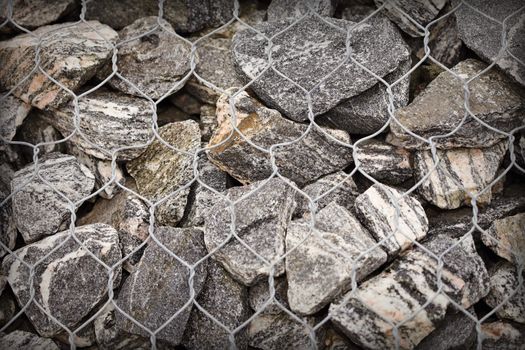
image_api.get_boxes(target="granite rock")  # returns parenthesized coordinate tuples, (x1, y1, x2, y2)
(0, 0, 76, 32)
(0, 330, 59, 350)
(248, 276, 289, 315)
(0, 94, 31, 143)
(267, 0, 336, 21)
(481, 321, 525, 350)
(485, 262, 525, 323)
(481, 213, 525, 264)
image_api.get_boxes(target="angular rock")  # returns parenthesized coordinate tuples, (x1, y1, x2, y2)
(248, 276, 289, 315)
(388, 59, 525, 149)
(481, 321, 525, 350)
(414, 141, 508, 209)
(207, 90, 353, 186)
(39, 90, 154, 161)
(116, 227, 208, 346)
(485, 262, 525, 323)
(354, 139, 413, 184)
(0, 188, 16, 258)
(286, 203, 387, 315)
(0, 21, 118, 109)
(182, 260, 252, 350)
(0, 330, 59, 350)
(0, 94, 31, 143)
(16, 112, 65, 159)
(127, 120, 200, 226)
(97, 17, 191, 100)
(232, 15, 410, 121)
(11, 152, 95, 243)
(267, 0, 336, 21)
(0, 0, 76, 32)
(481, 213, 525, 264)
(2, 224, 122, 337)
(204, 178, 295, 285)
(354, 184, 429, 257)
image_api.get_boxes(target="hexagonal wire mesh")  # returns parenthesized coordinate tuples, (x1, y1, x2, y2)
(0, 0, 524, 349)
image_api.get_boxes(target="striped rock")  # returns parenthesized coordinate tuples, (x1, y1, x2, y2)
(286, 203, 387, 315)
(2, 224, 121, 337)
(481, 213, 525, 264)
(414, 142, 508, 209)
(0, 94, 31, 144)
(481, 321, 525, 350)
(267, 0, 336, 20)
(0, 330, 59, 350)
(354, 184, 429, 258)
(330, 234, 489, 350)
(485, 262, 525, 324)
(0, 21, 117, 109)
(11, 152, 95, 243)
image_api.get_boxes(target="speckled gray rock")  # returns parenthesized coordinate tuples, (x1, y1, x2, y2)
(11, 152, 95, 243)
(354, 139, 413, 184)
(414, 141, 508, 209)
(248, 276, 289, 315)
(286, 203, 387, 315)
(481, 213, 525, 264)
(2, 223, 121, 337)
(116, 227, 208, 346)
(204, 178, 295, 286)
(207, 90, 353, 186)
(40, 90, 154, 161)
(388, 59, 525, 149)
(267, 0, 336, 20)
(481, 321, 525, 350)
(354, 184, 429, 258)
(0, 330, 59, 350)
(127, 120, 200, 226)
(485, 262, 525, 323)
(0, 0, 76, 33)
(232, 15, 410, 121)
(0, 21, 118, 109)
(294, 171, 359, 217)
(16, 112, 65, 158)
(97, 17, 191, 100)
(0, 188, 16, 258)
(0, 94, 30, 144)
(182, 260, 252, 350)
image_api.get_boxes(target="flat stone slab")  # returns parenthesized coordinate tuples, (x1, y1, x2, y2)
(485, 262, 525, 324)
(481, 212, 525, 264)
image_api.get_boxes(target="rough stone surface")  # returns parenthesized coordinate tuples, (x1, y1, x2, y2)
(481, 213, 525, 264)
(232, 15, 410, 121)
(0, 330, 60, 350)
(354, 184, 429, 257)
(11, 152, 95, 243)
(2, 224, 122, 337)
(414, 141, 508, 209)
(267, 0, 336, 21)
(0, 94, 31, 143)
(116, 227, 207, 346)
(97, 17, 191, 100)
(485, 262, 525, 324)
(0, 188, 16, 258)
(0, 21, 118, 109)
(248, 276, 289, 315)
(286, 203, 387, 315)
(207, 90, 353, 186)
(127, 120, 200, 226)
(182, 260, 252, 350)
(199, 104, 218, 142)
(481, 321, 525, 350)
(204, 178, 295, 286)
(0, 0, 75, 32)
(388, 59, 525, 149)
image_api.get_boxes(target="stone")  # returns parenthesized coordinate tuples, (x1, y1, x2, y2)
(485, 262, 525, 323)
(286, 203, 387, 315)
(330, 233, 489, 349)
(267, 0, 336, 21)
(481, 213, 525, 264)
(375, 0, 447, 37)
(481, 321, 525, 350)
(0, 330, 59, 350)
(0, 94, 31, 144)
(354, 184, 429, 257)
(207, 90, 353, 186)
(248, 276, 289, 315)
(11, 152, 95, 243)
(294, 171, 359, 217)
(182, 260, 252, 350)
(0, 0, 76, 32)
(2, 223, 122, 337)
(414, 141, 508, 209)
(455, 0, 525, 86)
(116, 227, 208, 346)
(127, 120, 200, 226)
(199, 104, 218, 142)
(16, 112, 65, 159)
(354, 139, 413, 184)
(97, 17, 191, 100)
(0, 21, 118, 109)
(388, 59, 525, 149)
(39, 89, 154, 161)
(204, 178, 295, 286)
(0, 188, 16, 258)
(54, 326, 97, 348)
(232, 15, 410, 121)
(340, 4, 376, 22)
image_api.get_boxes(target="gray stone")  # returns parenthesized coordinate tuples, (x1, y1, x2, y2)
(482, 213, 525, 265)
(354, 184, 429, 258)
(232, 15, 410, 121)
(388, 59, 525, 149)
(414, 141, 508, 209)
(204, 178, 295, 286)
(286, 203, 387, 315)
(481, 321, 525, 350)
(97, 17, 191, 100)
(248, 276, 289, 315)
(0, 94, 30, 143)
(116, 227, 208, 346)
(267, 0, 336, 21)
(0, 188, 16, 258)
(16, 112, 65, 158)
(207, 90, 353, 186)
(127, 120, 200, 226)
(199, 104, 218, 142)
(11, 152, 95, 243)
(0, 330, 59, 350)
(2, 223, 122, 337)
(39, 89, 154, 162)
(0, 21, 118, 109)
(455, 0, 525, 86)
(354, 139, 413, 184)
(182, 260, 252, 350)
(0, 0, 76, 33)
(485, 262, 525, 324)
